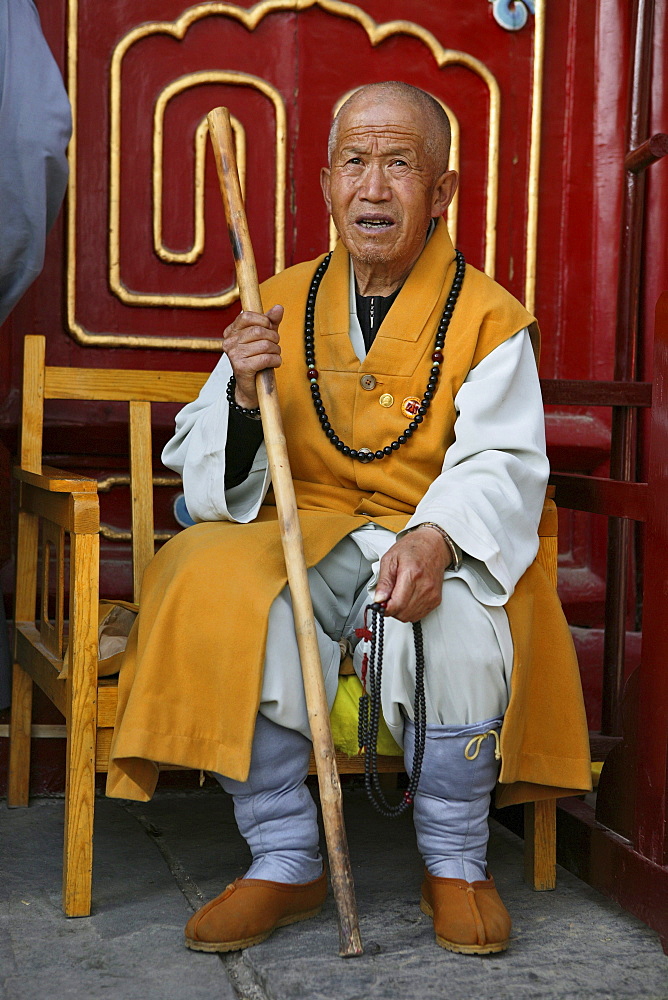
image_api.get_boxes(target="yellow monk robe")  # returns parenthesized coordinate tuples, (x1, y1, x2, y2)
(107, 221, 591, 806)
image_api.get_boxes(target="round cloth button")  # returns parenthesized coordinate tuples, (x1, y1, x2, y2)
(379, 393, 394, 408)
(360, 374, 377, 390)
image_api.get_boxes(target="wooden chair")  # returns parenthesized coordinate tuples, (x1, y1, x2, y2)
(8, 334, 559, 917)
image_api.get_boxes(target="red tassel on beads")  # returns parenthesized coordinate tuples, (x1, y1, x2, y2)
(360, 652, 369, 691)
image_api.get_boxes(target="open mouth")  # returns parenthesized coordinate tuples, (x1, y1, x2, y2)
(356, 216, 395, 230)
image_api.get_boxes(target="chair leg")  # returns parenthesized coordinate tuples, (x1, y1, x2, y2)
(62, 724, 96, 917)
(524, 799, 557, 890)
(62, 530, 99, 917)
(7, 662, 34, 807)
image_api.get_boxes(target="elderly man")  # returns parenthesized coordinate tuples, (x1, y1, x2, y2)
(108, 82, 590, 955)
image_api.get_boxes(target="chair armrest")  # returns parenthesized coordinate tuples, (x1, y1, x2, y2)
(14, 465, 98, 493)
(17, 478, 99, 534)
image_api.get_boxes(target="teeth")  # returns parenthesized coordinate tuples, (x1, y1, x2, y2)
(359, 219, 392, 228)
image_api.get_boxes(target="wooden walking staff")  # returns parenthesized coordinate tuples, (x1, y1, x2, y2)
(207, 106, 364, 958)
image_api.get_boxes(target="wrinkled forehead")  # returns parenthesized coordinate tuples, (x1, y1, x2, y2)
(333, 98, 429, 156)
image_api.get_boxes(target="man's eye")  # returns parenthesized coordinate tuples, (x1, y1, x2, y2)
(347, 157, 363, 165)
(392, 159, 408, 167)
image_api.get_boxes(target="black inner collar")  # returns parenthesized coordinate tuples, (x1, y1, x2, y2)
(354, 284, 403, 352)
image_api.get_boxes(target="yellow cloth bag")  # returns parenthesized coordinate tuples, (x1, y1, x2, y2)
(330, 674, 402, 758)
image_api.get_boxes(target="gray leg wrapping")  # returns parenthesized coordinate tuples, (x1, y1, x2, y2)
(214, 713, 323, 884)
(404, 716, 503, 881)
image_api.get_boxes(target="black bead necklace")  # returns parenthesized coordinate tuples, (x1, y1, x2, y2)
(357, 603, 426, 817)
(305, 249, 466, 463)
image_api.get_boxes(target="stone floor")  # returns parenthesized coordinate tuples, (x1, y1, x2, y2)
(1, 785, 666, 1000)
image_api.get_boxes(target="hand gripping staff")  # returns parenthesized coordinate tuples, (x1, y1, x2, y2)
(207, 107, 363, 958)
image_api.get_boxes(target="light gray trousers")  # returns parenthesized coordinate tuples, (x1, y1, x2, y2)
(218, 531, 511, 882)
(258, 531, 513, 747)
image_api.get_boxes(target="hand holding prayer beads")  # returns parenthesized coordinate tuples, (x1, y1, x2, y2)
(374, 526, 452, 622)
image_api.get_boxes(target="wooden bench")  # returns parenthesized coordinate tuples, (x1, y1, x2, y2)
(8, 334, 559, 916)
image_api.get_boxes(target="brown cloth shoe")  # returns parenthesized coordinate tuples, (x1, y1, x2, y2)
(420, 869, 511, 954)
(184, 871, 328, 952)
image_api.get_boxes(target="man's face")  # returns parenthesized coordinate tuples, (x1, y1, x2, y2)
(320, 95, 457, 278)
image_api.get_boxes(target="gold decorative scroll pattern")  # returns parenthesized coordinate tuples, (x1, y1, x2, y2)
(153, 91, 247, 265)
(66, 0, 544, 350)
(112, 69, 286, 307)
(97, 473, 182, 542)
(328, 88, 463, 253)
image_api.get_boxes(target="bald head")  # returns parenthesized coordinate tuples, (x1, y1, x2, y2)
(321, 80, 458, 294)
(328, 82, 452, 178)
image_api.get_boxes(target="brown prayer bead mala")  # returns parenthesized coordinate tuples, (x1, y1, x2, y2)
(305, 249, 467, 462)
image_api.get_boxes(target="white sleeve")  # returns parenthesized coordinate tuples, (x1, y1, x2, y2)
(161, 353, 270, 523)
(400, 328, 549, 605)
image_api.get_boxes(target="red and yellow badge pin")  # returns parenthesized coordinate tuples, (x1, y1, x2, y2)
(401, 396, 421, 418)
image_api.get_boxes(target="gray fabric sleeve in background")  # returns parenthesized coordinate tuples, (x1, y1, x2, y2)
(0, 0, 71, 326)
(0, 0, 71, 708)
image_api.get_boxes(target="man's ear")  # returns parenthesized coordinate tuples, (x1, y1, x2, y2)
(431, 170, 458, 218)
(320, 167, 332, 214)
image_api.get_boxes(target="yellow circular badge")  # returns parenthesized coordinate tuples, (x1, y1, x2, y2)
(379, 393, 394, 408)
(401, 396, 421, 418)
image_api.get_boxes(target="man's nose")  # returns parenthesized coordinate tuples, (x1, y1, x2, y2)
(359, 162, 391, 202)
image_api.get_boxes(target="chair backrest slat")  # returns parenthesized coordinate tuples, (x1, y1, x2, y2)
(21, 336, 46, 472)
(44, 367, 208, 402)
(129, 401, 156, 602)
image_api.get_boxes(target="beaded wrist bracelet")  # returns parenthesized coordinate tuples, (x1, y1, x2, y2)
(405, 521, 462, 571)
(226, 375, 262, 421)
